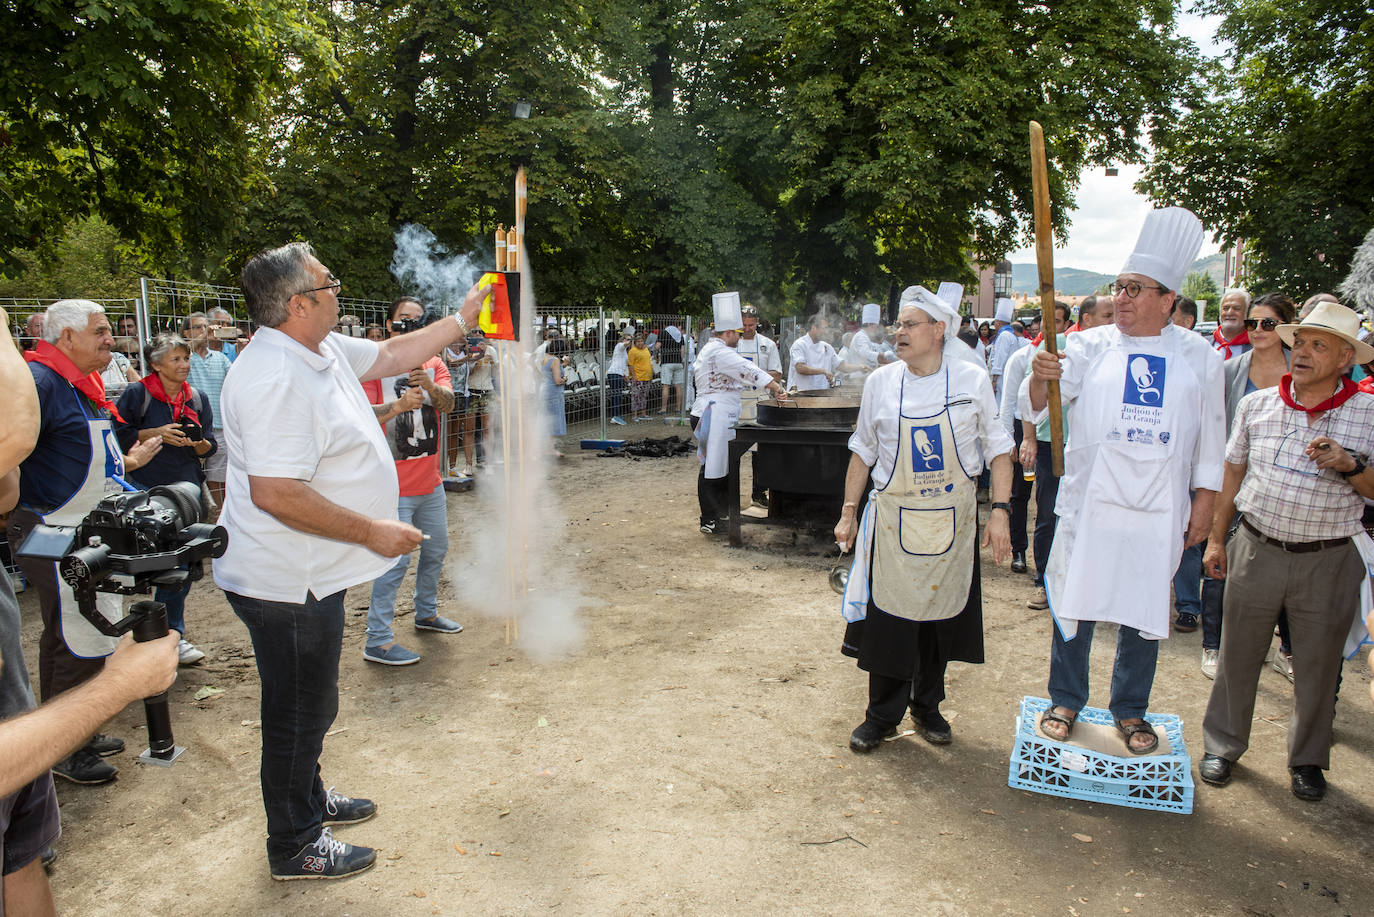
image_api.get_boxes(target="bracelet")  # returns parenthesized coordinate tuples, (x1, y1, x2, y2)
(452, 313, 468, 337)
(842, 501, 858, 509)
(990, 501, 1012, 514)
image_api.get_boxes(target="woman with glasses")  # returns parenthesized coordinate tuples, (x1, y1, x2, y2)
(1201, 293, 1298, 679)
(835, 284, 1012, 753)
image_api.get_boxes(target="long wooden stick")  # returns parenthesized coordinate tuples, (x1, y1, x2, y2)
(1029, 120, 1066, 477)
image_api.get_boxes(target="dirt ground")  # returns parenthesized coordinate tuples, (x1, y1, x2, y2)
(20, 431, 1374, 917)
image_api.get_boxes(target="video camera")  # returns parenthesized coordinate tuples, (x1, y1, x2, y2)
(391, 310, 441, 336)
(18, 481, 228, 765)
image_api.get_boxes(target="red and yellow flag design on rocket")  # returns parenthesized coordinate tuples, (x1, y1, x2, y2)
(478, 272, 516, 340)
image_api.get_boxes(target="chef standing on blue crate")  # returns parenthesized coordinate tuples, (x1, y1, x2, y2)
(1029, 207, 1225, 754)
(835, 283, 1013, 753)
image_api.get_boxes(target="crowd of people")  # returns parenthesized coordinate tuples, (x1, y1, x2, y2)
(3, 214, 1374, 907)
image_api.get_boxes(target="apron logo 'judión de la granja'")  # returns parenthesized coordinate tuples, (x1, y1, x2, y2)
(1123, 354, 1166, 406)
(909, 425, 945, 472)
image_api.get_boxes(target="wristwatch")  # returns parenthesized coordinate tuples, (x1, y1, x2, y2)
(1341, 457, 1367, 479)
(991, 501, 1012, 514)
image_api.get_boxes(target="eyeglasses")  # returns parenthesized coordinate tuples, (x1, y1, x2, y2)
(897, 319, 937, 331)
(1112, 280, 1169, 299)
(1243, 318, 1280, 331)
(298, 274, 342, 297)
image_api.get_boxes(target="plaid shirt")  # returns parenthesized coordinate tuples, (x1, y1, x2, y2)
(1227, 387, 1374, 541)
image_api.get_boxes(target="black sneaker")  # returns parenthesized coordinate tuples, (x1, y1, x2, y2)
(87, 734, 125, 757)
(270, 828, 376, 881)
(1175, 612, 1199, 633)
(917, 711, 953, 745)
(323, 787, 377, 826)
(699, 520, 718, 535)
(849, 720, 897, 753)
(52, 748, 117, 785)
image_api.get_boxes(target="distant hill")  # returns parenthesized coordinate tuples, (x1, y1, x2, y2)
(1011, 253, 1226, 297)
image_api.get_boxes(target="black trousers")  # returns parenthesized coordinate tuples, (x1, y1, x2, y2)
(1010, 424, 1031, 553)
(697, 467, 728, 525)
(866, 626, 947, 728)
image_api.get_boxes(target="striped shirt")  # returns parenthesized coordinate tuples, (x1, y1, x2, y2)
(1227, 387, 1374, 541)
(189, 348, 233, 431)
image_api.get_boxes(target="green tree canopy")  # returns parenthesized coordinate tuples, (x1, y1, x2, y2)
(1140, 0, 1374, 296)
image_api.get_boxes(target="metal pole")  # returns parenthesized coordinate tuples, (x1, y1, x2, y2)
(136, 279, 150, 376)
(598, 306, 608, 441)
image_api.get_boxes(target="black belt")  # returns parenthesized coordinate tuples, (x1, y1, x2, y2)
(1240, 517, 1350, 554)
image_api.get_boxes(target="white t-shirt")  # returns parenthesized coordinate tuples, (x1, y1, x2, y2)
(213, 328, 399, 603)
(608, 341, 629, 376)
(999, 345, 1032, 433)
(788, 336, 840, 391)
(849, 357, 1012, 484)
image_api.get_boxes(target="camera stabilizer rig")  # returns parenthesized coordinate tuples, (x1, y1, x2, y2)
(18, 481, 228, 766)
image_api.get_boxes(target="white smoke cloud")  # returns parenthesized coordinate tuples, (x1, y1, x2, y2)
(390, 224, 484, 316)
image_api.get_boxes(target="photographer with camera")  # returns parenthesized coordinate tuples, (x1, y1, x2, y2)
(115, 332, 218, 666)
(214, 244, 487, 880)
(5, 300, 165, 786)
(359, 297, 461, 666)
(1, 306, 179, 913)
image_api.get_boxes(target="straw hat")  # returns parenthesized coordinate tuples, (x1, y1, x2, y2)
(1276, 300, 1374, 364)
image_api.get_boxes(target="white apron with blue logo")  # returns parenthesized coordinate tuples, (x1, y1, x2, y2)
(40, 387, 126, 658)
(736, 336, 766, 424)
(1046, 333, 1200, 640)
(867, 368, 976, 622)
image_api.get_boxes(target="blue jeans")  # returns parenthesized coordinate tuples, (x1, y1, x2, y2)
(1173, 542, 1202, 616)
(1048, 620, 1160, 720)
(154, 579, 191, 638)
(607, 373, 625, 419)
(1032, 444, 1060, 586)
(225, 588, 345, 863)
(366, 484, 449, 649)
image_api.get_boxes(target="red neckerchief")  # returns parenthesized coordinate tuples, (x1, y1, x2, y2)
(141, 373, 200, 424)
(24, 340, 124, 422)
(1359, 377, 1374, 395)
(1212, 327, 1251, 359)
(1030, 332, 1043, 347)
(1278, 373, 1360, 416)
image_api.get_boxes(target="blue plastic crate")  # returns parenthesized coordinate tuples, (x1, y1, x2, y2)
(1008, 696, 1194, 814)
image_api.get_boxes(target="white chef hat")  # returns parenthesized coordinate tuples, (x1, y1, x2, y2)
(712, 292, 743, 332)
(994, 298, 1014, 323)
(861, 302, 882, 325)
(1120, 207, 1205, 292)
(899, 285, 983, 371)
(936, 283, 964, 313)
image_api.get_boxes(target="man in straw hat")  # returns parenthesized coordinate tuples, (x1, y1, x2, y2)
(1196, 300, 1374, 801)
(835, 283, 1012, 752)
(1029, 207, 1225, 755)
(691, 292, 787, 535)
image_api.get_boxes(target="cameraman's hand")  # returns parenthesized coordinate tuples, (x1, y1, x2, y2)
(101, 631, 179, 703)
(396, 385, 425, 412)
(409, 367, 434, 392)
(365, 518, 423, 557)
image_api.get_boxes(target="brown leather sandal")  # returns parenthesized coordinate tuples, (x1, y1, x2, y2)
(1039, 707, 1076, 742)
(1115, 718, 1159, 755)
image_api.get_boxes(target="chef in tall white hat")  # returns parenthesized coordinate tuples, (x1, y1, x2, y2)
(1029, 206, 1225, 755)
(848, 302, 895, 370)
(690, 292, 786, 534)
(834, 283, 1013, 753)
(988, 296, 1027, 397)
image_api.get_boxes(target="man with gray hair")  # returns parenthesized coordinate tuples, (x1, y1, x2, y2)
(1213, 288, 1252, 359)
(183, 311, 233, 508)
(5, 299, 163, 785)
(207, 306, 240, 360)
(213, 242, 487, 880)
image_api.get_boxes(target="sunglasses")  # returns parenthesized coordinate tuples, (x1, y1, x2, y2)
(1243, 318, 1280, 331)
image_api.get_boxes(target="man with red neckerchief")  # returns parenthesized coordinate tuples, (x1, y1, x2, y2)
(1199, 300, 1374, 802)
(1212, 289, 1252, 359)
(5, 300, 162, 786)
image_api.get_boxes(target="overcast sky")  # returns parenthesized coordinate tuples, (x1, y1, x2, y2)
(1006, 10, 1227, 273)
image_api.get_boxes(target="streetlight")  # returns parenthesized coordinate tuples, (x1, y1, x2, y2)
(993, 259, 1013, 299)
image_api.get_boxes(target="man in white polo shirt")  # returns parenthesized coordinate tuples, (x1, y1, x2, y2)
(214, 242, 486, 881)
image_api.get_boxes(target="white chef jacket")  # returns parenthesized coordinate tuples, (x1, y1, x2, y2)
(691, 338, 774, 413)
(998, 345, 1032, 435)
(989, 326, 1028, 391)
(1038, 323, 1225, 635)
(849, 358, 1012, 486)
(788, 336, 839, 392)
(848, 328, 886, 369)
